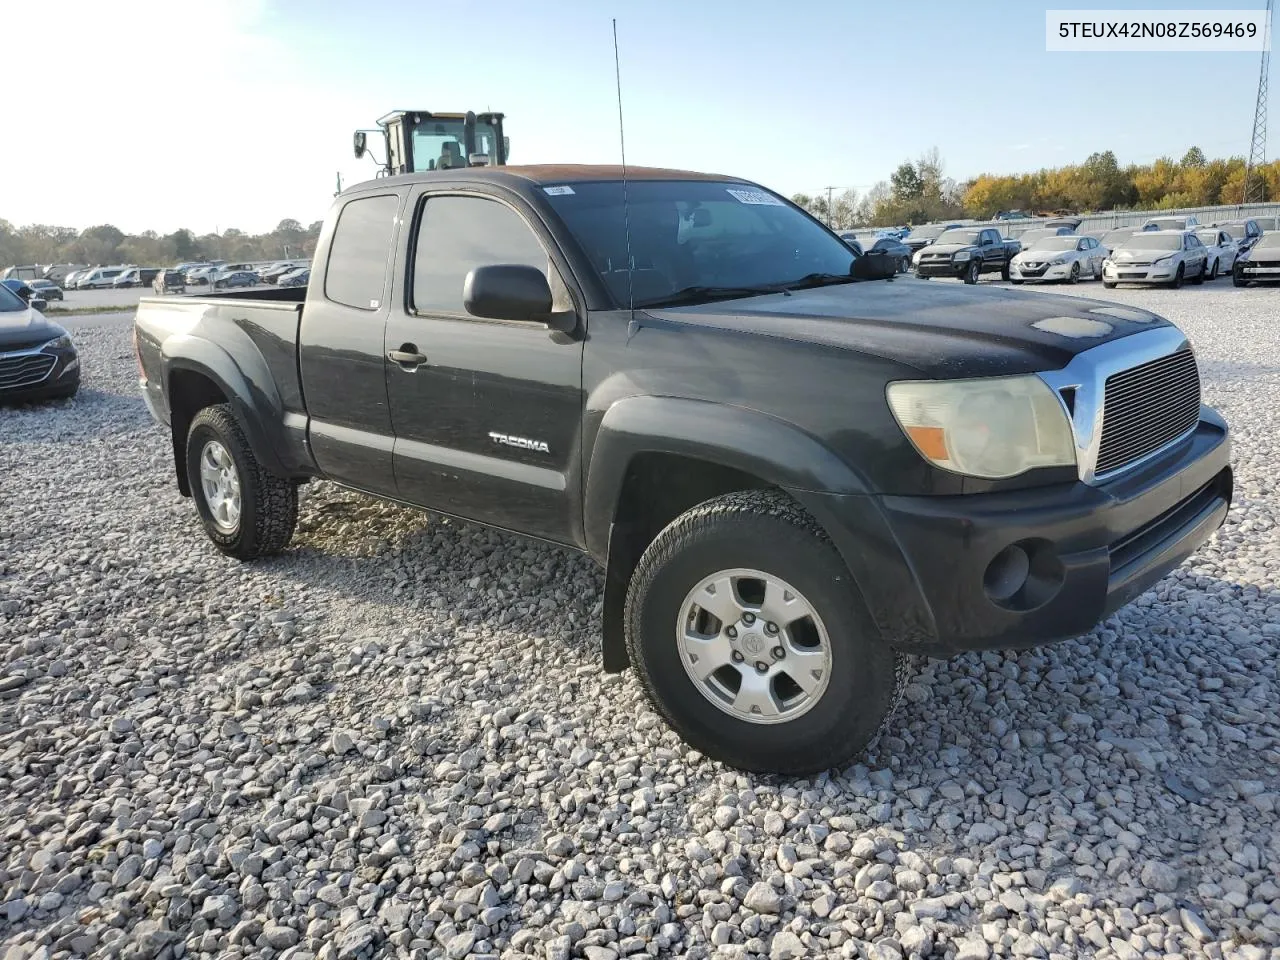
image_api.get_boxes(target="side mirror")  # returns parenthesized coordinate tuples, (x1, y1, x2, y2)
(30, 297, 47, 312)
(353, 131, 367, 159)
(463, 264, 552, 324)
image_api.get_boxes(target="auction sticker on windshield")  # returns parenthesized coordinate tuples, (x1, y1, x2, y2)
(726, 188, 784, 206)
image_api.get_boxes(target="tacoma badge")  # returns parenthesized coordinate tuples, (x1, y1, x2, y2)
(489, 431, 550, 454)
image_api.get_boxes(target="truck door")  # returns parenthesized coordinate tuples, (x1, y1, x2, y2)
(297, 191, 403, 497)
(383, 188, 585, 545)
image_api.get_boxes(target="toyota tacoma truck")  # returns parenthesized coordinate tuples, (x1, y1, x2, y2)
(133, 166, 1232, 775)
(914, 226, 1020, 283)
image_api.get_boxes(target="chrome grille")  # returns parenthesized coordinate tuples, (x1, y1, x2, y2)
(1095, 347, 1200, 476)
(0, 352, 56, 389)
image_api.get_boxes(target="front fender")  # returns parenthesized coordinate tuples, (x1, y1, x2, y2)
(583, 395, 871, 560)
(161, 334, 289, 478)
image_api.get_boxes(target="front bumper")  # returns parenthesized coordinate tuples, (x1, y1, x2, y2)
(1104, 261, 1178, 283)
(0, 344, 80, 403)
(793, 412, 1231, 657)
(1010, 261, 1072, 282)
(916, 260, 967, 278)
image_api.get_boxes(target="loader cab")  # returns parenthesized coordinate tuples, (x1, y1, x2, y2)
(355, 110, 509, 176)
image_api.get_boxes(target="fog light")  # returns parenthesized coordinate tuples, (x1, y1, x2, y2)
(984, 545, 1030, 602)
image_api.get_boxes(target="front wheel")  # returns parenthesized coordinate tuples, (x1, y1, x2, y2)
(1190, 261, 1205, 285)
(1169, 264, 1184, 289)
(963, 260, 980, 284)
(624, 490, 906, 774)
(1234, 271, 1249, 287)
(899, 256, 910, 274)
(1209, 259, 1219, 280)
(1067, 262, 1080, 284)
(1103, 280, 1117, 289)
(1000, 261, 1011, 281)
(186, 404, 298, 560)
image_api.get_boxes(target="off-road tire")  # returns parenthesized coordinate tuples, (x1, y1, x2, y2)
(623, 489, 906, 774)
(186, 403, 297, 560)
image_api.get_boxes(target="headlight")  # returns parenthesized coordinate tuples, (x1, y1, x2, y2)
(1153, 255, 1173, 265)
(1048, 257, 1068, 266)
(886, 375, 1076, 479)
(953, 251, 972, 261)
(42, 335, 73, 351)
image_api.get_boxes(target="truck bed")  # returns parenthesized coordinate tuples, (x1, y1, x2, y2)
(134, 289, 307, 429)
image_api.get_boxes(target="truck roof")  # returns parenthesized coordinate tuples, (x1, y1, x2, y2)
(344, 164, 745, 196)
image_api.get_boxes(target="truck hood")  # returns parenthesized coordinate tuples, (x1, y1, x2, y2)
(645, 282, 1175, 378)
(0, 308, 67, 350)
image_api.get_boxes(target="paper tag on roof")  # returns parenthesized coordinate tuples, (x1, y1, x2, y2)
(726, 188, 783, 206)
(544, 185, 575, 196)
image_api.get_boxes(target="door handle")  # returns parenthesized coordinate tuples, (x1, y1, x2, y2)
(388, 344, 427, 367)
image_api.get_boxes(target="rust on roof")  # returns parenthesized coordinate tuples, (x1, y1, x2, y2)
(497, 164, 740, 183)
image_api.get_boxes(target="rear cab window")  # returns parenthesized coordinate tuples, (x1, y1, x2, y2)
(324, 193, 401, 310)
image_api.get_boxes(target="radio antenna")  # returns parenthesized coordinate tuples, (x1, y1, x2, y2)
(612, 18, 634, 315)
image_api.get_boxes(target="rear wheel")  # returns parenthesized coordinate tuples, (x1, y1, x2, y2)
(1190, 261, 1205, 285)
(624, 490, 906, 774)
(963, 260, 980, 284)
(186, 404, 298, 560)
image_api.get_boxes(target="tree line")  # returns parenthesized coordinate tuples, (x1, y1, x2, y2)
(792, 147, 1280, 230)
(0, 219, 323, 270)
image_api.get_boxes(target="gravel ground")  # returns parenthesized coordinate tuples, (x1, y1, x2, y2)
(1, 282, 1278, 960)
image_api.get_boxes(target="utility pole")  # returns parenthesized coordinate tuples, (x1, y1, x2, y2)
(1243, 0, 1273, 205)
(824, 186, 836, 226)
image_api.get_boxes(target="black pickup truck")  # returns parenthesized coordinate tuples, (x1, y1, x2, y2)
(134, 166, 1232, 774)
(914, 226, 1021, 283)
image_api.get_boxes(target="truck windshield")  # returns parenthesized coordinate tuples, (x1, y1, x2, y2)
(542, 179, 858, 308)
(936, 230, 981, 245)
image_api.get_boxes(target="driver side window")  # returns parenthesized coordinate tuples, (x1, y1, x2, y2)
(413, 195, 554, 316)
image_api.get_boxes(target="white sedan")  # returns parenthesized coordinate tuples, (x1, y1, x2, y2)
(1009, 235, 1108, 284)
(1103, 230, 1209, 288)
(1195, 228, 1238, 280)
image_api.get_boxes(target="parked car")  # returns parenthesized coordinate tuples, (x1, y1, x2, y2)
(1141, 215, 1199, 232)
(132, 164, 1231, 775)
(0, 280, 79, 402)
(1016, 226, 1076, 248)
(1103, 230, 1209, 288)
(1233, 231, 1280, 286)
(1009, 235, 1107, 284)
(1251, 216, 1280, 231)
(902, 222, 966, 253)
(185, 264, 227, 286)
(1194, 229, 1238, 280)
(153, 269, 187, 295)
(77, 267, 129, 289)
(277, 268, 309, 287)
(867, 235, 913, 273)
(63, 269, 89, 289)
(1099, 227, 1139, 250)
(1211, 218, 1264, 256)
(914, 227, 1020, 283)
(213, 270, 258, 289)
(113, 267, 161, 288)
(27, 278, 64, 301)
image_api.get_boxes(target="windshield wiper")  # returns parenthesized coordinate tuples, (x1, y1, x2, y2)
(782, 271, 860, 290)
(634, 283, 791, 309)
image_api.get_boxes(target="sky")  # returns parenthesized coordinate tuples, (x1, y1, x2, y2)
(1, 0, 1272, 236)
